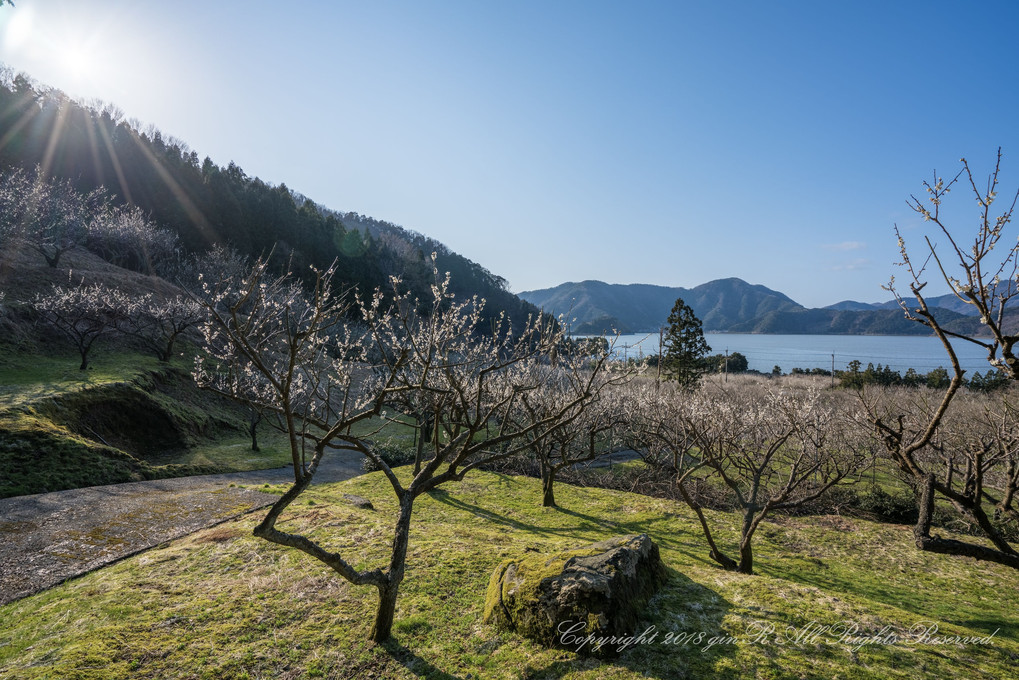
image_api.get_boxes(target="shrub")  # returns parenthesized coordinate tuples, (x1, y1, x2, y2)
(856, 487, 918, 524)
(360, 444, 416, 472)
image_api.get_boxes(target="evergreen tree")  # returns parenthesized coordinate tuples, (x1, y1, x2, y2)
(661, 297, 711, 387)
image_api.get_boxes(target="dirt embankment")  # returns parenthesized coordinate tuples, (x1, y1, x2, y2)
(1, 366, 250, 499)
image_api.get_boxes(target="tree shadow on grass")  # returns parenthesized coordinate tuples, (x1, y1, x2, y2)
(514, 566, 734, 680)
(766, 562, 1019, 645)
(554, 505, 723, 569)
(426, 485, 736, 678)
(426, 475, 645, 533)
(381, 638, 466, 680)
(427, 486, 720, 570)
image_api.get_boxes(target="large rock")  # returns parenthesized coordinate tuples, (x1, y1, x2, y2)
(483, 534, 667, 657)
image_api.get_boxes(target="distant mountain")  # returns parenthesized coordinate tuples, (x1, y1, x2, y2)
(520, 279, 995, 336)
(683, 278, 803, 331)
(728, 308, 974, 335)
(824, 300, 884, 312)
(826, 294, 981, 316)
(519, 279, 803, 333)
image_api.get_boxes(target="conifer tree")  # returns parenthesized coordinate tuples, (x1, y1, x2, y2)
(661, 297, 711, 388)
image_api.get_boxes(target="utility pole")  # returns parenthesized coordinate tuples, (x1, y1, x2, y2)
(657, 326, 663, 386)
(831, 352, 835, 388)
(724, 348, 729, 383)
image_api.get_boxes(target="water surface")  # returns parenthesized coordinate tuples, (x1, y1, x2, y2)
(599, 333, 997, 375)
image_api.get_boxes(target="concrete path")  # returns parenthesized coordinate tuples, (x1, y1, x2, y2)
(0, 448, 366, 606)
(576, 449, 642, 469)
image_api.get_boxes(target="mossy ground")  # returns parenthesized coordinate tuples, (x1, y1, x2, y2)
(1, 470, 1015, 679)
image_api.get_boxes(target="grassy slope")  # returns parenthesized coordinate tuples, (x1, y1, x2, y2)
(1, 471, 1015, 680)
(0, 336, 421, 498)
(0, 349, 295, 498)
(0, 241, 300, 496)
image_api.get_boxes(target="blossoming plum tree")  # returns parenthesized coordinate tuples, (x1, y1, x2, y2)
(194, 257, 609, 641)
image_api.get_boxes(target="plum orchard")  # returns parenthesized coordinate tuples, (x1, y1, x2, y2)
(194, 257, 613, 642)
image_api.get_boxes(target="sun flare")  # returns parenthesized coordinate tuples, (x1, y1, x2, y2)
(1, 5, 33, 52)
(58, 43, 97, 82)
(0, 4, 123, 94)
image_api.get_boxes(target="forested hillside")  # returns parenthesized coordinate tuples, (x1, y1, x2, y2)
(725, 307, 975, 335)
(824, 293, 982, 316)
(0, 68, 541, 330)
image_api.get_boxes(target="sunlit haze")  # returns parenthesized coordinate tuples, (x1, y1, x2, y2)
(2, 0, 1018, 307)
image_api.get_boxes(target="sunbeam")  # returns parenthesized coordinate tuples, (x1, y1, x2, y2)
(122, 126, 220, 244)
(39, 95, 70, 179)
(93, 112, 134, 204)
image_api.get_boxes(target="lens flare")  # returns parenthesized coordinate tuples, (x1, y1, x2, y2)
(2, 5, 33, 52)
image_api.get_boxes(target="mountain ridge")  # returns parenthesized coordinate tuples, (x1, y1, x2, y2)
(519, 279, 987, 336)
(519, 278, 803, 333)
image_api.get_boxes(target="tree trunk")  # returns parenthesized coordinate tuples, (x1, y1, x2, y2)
(998, 461, 1016, 518)
(914, 472, 935, 546)
(676, 480, 736, 570)
(369, 493, 415, 642)
(965, 494, 1016, 555)
(914, 473, 1019, 569)
(737, 538, 754, 575)
(540, 460, 557, 508)
(249, 413, 260, 451)
(79, 349, 89, 371)
(414, 416, 426, 475)
(160, 338, 175, 363)
(371, 581, 401, 644)
(737, 507, 758, 575)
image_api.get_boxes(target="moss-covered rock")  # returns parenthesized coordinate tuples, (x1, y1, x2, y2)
(483, 533, 667, 657)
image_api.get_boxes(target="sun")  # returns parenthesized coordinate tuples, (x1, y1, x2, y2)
(58, 43, 98, 83)
(0, 4, 109, 92)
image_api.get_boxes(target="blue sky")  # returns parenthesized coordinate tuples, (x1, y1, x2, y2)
(2, 1, 1018, 307)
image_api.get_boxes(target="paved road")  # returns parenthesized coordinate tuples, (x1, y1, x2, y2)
(0, 448, 366, 606)
(576, 449, 642, 469)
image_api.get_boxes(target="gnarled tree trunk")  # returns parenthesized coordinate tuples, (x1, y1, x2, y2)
(370, 493, 415, 642)
(914, 473, 1019, 569)
(540, 460, 557, 508)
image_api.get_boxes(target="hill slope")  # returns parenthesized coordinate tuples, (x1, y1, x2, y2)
(825, 293, 982, 316)
(0, 71, 541, 332)
(727, 307, 974, 335)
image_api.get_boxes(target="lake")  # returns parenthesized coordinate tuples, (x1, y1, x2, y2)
(596, 333, 999, 376)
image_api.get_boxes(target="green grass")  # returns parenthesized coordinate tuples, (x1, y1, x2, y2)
(0, 413, 161, 497)
(0, 344, 425, 497)
(0, 350, 299, 497)
(2, 471, 1016, 679)
(348, 413, 420, 450)
(0, 350, 165, 410)
(166, 430, 293, 470)
(0, 411, 274, 498)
